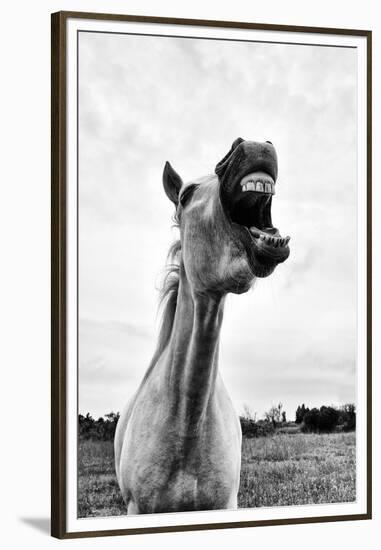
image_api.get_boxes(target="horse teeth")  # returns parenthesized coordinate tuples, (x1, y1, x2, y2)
(258, 232, 289, 247)
(241, 179, 276, 195)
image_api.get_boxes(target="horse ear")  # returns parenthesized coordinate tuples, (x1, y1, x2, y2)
(163, 161, 183, 205)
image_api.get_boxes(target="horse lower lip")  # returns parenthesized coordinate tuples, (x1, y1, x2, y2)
(249, 226, 279, 237)
(249, 227, 261, 238)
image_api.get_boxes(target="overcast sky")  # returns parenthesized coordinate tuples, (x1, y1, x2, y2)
(78, 31, 357, 421)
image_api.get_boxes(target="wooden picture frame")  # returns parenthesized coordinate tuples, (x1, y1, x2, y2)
(51, 11, 372, 539)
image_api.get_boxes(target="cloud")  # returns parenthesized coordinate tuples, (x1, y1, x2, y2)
(79, 319, 154, 415)
(78, 31, 357, 420)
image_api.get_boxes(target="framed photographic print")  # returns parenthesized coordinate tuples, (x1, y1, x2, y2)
(51, 11, 372, 539)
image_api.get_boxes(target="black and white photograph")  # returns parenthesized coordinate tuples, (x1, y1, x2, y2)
(3, 1, 381, 549)
(51, 12, 371, 539)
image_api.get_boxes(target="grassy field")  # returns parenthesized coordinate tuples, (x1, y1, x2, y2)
(238, 432, 355, 508)
(78, 432, 356, 517)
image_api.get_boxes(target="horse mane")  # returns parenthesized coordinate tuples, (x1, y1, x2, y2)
(156, 238, 182, 355)
(141, 234, 182, 382)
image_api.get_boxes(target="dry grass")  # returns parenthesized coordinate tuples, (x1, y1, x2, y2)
(78, 440, 126, 517)
(78, 431, 355, 517)
(239, 432, 356, 508)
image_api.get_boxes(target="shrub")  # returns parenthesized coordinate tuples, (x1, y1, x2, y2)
(301, 406, 340, 433)
(79, 412, 120, 441)
(295, 404, 310, 424)
(240, 417, 275, 438)
(301, 408, 320, 432)
(338, 404, 356, 431)
(318, 406, 340, 432)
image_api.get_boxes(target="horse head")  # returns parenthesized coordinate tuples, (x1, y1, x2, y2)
(162, 138, 290, 296)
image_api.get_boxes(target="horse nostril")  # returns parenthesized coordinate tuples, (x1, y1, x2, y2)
(265, 141, 273, 145)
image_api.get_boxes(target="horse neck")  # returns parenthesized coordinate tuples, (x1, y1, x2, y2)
(165, 263, 225, 436)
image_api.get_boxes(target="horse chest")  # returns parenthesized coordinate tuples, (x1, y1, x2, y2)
(117, 356, 242, 514)
(122, 417, 241, 514)
(133, 441, 238, 513)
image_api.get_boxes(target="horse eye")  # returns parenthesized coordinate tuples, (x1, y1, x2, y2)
(179, 184, 198, 207)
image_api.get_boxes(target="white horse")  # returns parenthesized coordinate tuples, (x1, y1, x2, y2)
(115, 138, 290, 513)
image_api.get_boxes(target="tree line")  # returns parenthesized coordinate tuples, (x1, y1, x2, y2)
(78, 403, 355, 441)
(295, 403, 355, 433)
(79, 412, 120, 440)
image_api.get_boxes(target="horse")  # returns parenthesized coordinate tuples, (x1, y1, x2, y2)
(114, 137, 290, 514)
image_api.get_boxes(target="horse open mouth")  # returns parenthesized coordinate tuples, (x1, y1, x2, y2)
(216, 138, 290, 278)
(228, 170, 290, 277)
